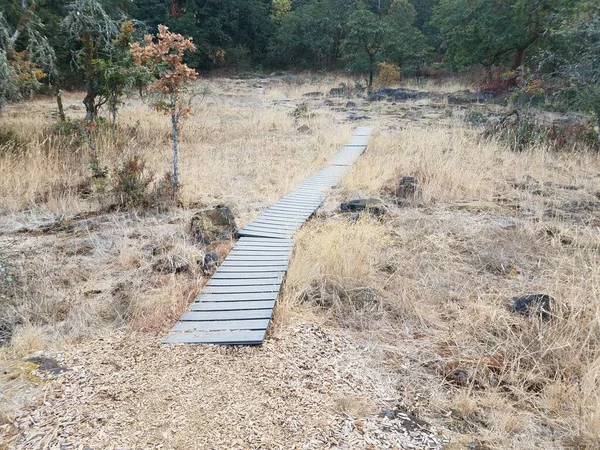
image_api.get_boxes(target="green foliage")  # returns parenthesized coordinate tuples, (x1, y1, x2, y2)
(550, 6, 600, 130)
(464, 109, 487, 126)
(269, 0, 348, 70)
(0, 6, 56, 111)
(342, 3, 391, 88)
(433, 0, 562, 71)
(341, 1, 425, 87)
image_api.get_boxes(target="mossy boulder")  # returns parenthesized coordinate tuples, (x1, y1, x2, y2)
(190, 206, 237, 245)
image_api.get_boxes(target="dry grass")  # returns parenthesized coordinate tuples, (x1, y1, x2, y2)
(282, 121, 600, 447)
(1, 75, 600, 449)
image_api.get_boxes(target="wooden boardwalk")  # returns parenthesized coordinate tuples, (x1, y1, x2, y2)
(164, 127, 373, 344)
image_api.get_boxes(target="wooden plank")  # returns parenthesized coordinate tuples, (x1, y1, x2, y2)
(211, 271, 286, 280)
(180, 309, 273, 321)
(207, 277, 284, 286)
(238, 227, 295, 237)
(245, 218, 304, 227)
(244, 220, 300, 231)
(196, 292, 279, 302)
(238, 227, 295, 236)
(190, 300, 276, 311)
(164, 329, 266, 344)
(353, 126, 373, 136)
(203, 284, 281, 294)
(238, 237, 294, 243)
(222, 254, 290, 263)
(240, 225, 299, 235)
(235, 240, 294, 248)
(215, 265, 288, 272)
(220, 259, 289, 267)
(172, 319, 270, 332)
(229, 249, 291, 256)
(166, 126, 372, 345)
(223, 254, 290, 262)
(274, 198, 323, 206)
(346, 135, 371, 146)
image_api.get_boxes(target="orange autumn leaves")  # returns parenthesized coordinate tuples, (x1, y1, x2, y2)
(130, 25, 198, 117)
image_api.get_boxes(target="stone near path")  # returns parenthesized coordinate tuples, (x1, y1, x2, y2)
(189, 205, 237, 245)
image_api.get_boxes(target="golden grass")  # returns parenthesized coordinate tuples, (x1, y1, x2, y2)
(281, 119, 600, 447)
(1, 75, 600, 448)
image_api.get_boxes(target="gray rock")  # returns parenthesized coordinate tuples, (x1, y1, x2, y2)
(510, 294, 553, 321)
(329, 87, 345, 97)
(201, 251, 220, 274)
(381, 409, 396, 419)
(190, 206, 237, 245)
(448, 90, 493, 104)
(346, 101, 357, 108)
(368, 88, 428, 102)
(395, 176, 421, 201)
(348, 113, 371, 121)
(340, 199, 387, 216)
(297, 124, 311, 134)
(26, 356, 67, 374)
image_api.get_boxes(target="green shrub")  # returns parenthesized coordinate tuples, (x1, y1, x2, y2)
(111, 156, 177, 210)
(111, 155, 154, 209)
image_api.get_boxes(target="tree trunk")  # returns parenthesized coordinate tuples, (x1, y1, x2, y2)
(170, 93, 179, 198)
(56, 88, 66, 122)
(368, 69, 373, 91)
(83, 91, 95, 123)
(507, 49, 525, 88)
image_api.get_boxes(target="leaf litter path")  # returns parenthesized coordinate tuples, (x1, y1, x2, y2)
(164, 127, 373, 345)
(6, 325, 447, 449)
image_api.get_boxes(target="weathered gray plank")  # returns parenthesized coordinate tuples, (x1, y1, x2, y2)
(196, 292, 279, 302)
(229, 249, 291, 256)
(207, 277, 284, 286)
(211, 271, 286, 280)
(190, 300, 276, 311)
(346, 135, 371, 146)
(238, 228, 295, 238)
(238, 227, 295, 237)
(353, 126, 373, 136)
(164, 329, 266, 344)
(244, 221, 300, 231)
(215, 265, 288, 272)
(180, 309, 273, 321)
(172, 319, 270, 332)
(203, 284, 280, 294)
(220, 259, 289, 267)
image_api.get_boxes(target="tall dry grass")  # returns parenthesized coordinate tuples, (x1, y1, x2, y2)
(281, 125, 600, 447)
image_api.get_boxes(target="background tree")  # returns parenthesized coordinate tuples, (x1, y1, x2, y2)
(62, 0, 120, 122)
(547, 4, 600, 129)
(433, 0, 561, 79)
(131, 25, 198, 197)
(341, 2, 392, 89)
(383, 0, 427, 72)
(0, 2, 55, 111)
(270, 0, 349, 69)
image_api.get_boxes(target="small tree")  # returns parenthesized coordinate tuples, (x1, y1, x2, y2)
(131, 25, 198, 197)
